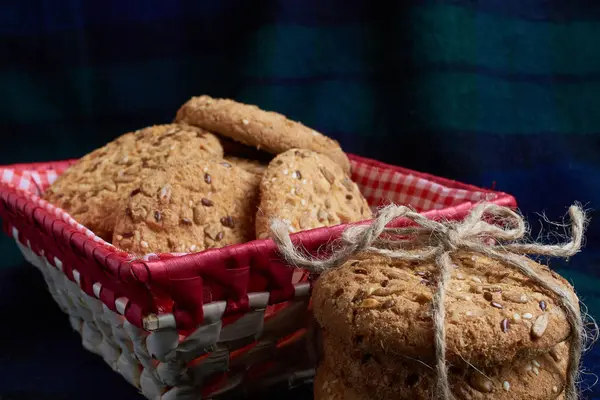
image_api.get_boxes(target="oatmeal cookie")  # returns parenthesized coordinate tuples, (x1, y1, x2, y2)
(112, 159, 260, 254)
(321, 331, 568, 399)
(255, 149, 371, 239)
(174, 95, 351, 173)
(43, 124, 223, 240)
(312, 252, 578, 369)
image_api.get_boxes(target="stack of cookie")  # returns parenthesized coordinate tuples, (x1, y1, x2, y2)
(43, 96, 372, 255)
(312, 252, 577, 399)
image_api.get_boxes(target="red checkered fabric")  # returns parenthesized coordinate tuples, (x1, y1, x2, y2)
(350, 155, 498, 212)
(0, 155, 501, 251)
(0, 162, 115, 248)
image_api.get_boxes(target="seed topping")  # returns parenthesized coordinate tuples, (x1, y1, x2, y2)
(220, 215, 235, 228)
(352, 290, 367, 303)
(490, 301, 503, 309)
(469, 373, 493, 393)
(382, 299, 395, 309)
(502, 292, 529, 303)
(181, 218, 193, 226)
(531, 313, 549, 339)
(359, 298, 380, 309)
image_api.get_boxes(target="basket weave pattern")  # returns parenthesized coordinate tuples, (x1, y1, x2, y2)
(0, 155, 516, 399)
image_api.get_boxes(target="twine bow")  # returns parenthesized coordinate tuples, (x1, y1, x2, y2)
(269, 202, 591, 400)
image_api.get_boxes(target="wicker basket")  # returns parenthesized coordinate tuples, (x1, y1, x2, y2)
(0, 154, 516, 399)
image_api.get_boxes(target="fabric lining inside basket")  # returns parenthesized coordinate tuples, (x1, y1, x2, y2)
(0, 156, 498, 254)
(349, 157, 496, 212)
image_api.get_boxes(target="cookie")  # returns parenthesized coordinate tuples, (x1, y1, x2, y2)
(312, 251, 578, 369)
(43, 124, 223, 240)
(314, 363, 365, 400)
(174, 95, 351, 173)
(322, 331, 568, 399)
(112, 159, 260, 255)
(223, 156, 267, 176)
(255, 149, 372, 239)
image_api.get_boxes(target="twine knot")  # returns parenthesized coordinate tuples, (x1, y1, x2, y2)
(439, 227, 459, 251)
(269, 202, 593, 400)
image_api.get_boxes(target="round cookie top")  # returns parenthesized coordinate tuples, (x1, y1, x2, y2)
(322, 330, 568, 399)
(174, 95, 351, 173)
(112, 159, 260, 255)
(312, 251, 578, 369)
(255, 149, 372, 239)
(43, 124, 223, 240)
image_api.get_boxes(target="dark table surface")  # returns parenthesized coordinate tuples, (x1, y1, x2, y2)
(1, 256, 600, 400)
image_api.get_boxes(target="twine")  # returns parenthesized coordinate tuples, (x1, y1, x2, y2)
(269, 202, 591, 400)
